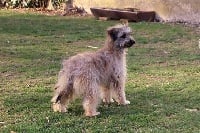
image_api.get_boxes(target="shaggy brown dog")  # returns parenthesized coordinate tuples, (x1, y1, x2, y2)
(51, 24, 135, 117)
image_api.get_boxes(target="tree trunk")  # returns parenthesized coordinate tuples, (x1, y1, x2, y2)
(0, 0, 4, 7)
(47, 0, 54, 10)
(65, 0, 73, 11)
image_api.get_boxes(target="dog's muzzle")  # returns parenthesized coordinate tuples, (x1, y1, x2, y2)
(125, 39, 135, 48)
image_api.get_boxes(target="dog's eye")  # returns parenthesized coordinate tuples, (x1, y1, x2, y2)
(121, 34, 126, 38)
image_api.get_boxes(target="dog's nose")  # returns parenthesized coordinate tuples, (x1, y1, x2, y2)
(130, 39, 135, 44)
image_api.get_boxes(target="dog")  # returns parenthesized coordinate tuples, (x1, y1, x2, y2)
(51, 23, 135, 117)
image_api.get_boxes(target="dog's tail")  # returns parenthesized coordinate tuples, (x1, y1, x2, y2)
(51, 70, 73, 103)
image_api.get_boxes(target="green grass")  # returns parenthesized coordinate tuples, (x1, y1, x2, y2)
(0, 10, 200, 132)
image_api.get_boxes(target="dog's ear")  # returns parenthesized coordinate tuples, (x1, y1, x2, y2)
(120, 19, 129, 26)
(107, 28, 118, 41)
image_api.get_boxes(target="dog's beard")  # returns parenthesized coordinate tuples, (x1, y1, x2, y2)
(114, 39, 134, 49)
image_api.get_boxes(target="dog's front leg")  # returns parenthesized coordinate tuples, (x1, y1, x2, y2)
(116, 88, 130, 105)
(100, 87, 114, 104)
(112, 80, 130, 105)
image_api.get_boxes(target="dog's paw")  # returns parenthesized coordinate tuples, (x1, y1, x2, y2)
(102, 98, 114, 104)
(52, 103, 67, 113)
(118, 100, 130, 105)
(52, 103, 60, 112)
(125, 100, 130, 105)
(110, 98, 114, 103)
(85, 111, 100, 117)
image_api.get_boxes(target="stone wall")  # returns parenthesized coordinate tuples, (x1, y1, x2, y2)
(74, 0, 200, 24)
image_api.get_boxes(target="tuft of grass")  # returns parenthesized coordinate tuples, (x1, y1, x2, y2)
(0, 10, 200, 132)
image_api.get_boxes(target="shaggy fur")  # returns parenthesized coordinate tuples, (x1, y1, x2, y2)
(51, 24, 135, 116)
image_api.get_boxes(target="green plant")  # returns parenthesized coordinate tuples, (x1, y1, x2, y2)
(1, 0, 65, 8)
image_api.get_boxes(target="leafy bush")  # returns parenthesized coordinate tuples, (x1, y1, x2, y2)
(0, 0, 65, 8)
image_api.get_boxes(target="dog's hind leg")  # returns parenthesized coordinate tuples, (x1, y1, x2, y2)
(82, 81, 100, 117)
(52, 82, 73, 113)
(51, 70, 73, 112)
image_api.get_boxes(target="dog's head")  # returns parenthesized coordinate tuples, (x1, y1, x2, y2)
(107, 24, 135, 49)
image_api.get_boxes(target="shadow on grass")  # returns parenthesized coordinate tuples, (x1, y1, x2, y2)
(4, 84, 198, 117)
(2, 83, 200, 132)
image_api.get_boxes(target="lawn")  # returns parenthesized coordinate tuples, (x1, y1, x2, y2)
(0, 10, 200, 132)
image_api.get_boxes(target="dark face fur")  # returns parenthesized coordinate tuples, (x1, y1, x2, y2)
(108, 26, 135, 49)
